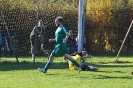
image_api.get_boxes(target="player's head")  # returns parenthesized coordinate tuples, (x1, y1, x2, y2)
(69, 30, 73, 37)
(38, 19, 43, 27)
(82, 51, 87, 56)
(80, 62, 89, 71)
(55, 16, 63, 27)
(76, 51, 86, 57)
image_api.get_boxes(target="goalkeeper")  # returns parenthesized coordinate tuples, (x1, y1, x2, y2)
(30, 20, 45, 61)
(68, 51, 98, 71)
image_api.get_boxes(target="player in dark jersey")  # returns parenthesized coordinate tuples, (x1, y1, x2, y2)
(30, 20, 45, 61)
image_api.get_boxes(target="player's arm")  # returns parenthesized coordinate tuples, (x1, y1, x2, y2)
(62, 28, 69, 43)
(63, 34, 69, 43)
(49, 38, 56, 42)
(41, 25, 45, 36)
(30, 27, 37, 39)
(31, 26, 38, 36)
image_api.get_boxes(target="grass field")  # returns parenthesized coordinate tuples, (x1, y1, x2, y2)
(0, 56, 133, 88)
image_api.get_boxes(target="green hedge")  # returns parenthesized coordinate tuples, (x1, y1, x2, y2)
(85, 0, 133, 54)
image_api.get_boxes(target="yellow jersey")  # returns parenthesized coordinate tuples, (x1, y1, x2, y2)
(68, 54, 81, 70)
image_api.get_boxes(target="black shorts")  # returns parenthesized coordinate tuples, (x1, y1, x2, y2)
(30, 36, 36, 45)
(30, 34, 43, 45)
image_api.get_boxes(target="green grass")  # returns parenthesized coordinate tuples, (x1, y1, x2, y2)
(0, 56, 133, 88)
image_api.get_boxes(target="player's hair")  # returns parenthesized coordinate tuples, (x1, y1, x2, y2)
(56, 16, 63, 23)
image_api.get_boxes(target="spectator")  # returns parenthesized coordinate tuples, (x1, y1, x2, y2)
(0, 33, 2, 58)
(30, 19, 45, 61)
(66, 30, 77, 54)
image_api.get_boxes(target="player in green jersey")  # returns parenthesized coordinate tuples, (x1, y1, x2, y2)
(38, 16, 81, 73)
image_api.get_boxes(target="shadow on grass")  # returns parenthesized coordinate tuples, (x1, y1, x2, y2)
(94, 75, 133, 79)
(77, 74, 133, 79)
(97, 61, 133, 64)
(97, 70, 126, 73)
(95, 64, 133, 68)
(0, 60, 133, 72)
(0, 60, 68, 71)
(77, 75, 133, 80)
(88, 62, 133, 68)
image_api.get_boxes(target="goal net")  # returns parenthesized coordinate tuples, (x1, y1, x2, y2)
(0, 0, 78, 56)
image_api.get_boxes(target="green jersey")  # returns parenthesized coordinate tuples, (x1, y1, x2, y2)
(55, 25, 68, 44)
(51, 25, 69, 57)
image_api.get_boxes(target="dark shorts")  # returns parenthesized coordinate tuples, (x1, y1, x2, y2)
(30, 36, 36, 45)
(30, 34, 44, 45)
(51, 43, 68, 57)
(30, 34, 40, 45)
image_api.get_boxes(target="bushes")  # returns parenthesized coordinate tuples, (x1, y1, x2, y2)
(109, 0, 133, 51)
(86, 0, 133, 54)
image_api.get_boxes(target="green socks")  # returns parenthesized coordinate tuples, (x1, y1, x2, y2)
(71, 60, 80, 67)
(44, 61, 51, 72)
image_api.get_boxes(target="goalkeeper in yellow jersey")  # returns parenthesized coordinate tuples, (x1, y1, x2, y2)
(68, 51, 98, 71)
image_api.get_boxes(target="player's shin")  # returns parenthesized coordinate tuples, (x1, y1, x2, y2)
(44, 61, 51, 72)
(44, 55, 54, 72)
(71, 60, 80, 67)
(64, 54, 80, 67)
